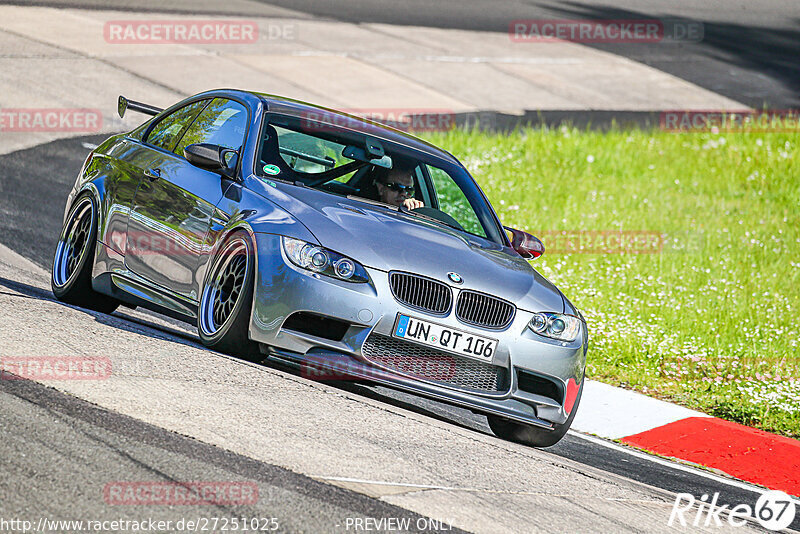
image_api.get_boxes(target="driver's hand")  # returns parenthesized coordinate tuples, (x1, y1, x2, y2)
(403, 198, 424, 210)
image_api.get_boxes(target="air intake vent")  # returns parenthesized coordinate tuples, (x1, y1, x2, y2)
(282, 312, 350, 341)
(517, 370, 563, 403)
(389, 272, 452, 315)
(455, 290, 515, 329)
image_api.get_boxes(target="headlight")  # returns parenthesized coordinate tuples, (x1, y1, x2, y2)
(282, 237, 369, 283)
(528, 312, 582, 342)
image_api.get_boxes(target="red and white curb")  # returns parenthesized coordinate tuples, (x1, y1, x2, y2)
(572, 380, 800, 497)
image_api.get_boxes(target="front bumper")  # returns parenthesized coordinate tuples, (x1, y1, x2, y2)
(248, 233, 587, 427)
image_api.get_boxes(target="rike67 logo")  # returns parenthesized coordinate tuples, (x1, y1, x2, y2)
(669, 490, 796, 530)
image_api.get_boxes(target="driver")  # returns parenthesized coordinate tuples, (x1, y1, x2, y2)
(375, 163, 424, 209)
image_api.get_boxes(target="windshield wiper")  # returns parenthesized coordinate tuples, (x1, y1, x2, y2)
(398, 205, 464, 232)
(346, 195, 399, 210)
(342, 198, 465, 233)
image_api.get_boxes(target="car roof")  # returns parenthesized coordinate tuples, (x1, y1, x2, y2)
(251, 92, 461, 166)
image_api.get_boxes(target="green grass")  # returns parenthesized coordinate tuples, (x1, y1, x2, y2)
(421, 126, 800, 438)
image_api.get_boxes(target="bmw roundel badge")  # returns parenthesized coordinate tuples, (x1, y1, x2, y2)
(447, 272, 463, 284)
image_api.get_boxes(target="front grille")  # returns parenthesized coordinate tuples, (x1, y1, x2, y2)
(361, 333, 508, 393)
(389, 272, 452, 315)
(456, 290, 515, 329)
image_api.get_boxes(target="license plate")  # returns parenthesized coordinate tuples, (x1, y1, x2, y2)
(393, 314, 497, 362)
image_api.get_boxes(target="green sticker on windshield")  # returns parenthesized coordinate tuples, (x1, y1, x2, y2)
(261, 178, 277, 187)
(262, 164, 280, 176)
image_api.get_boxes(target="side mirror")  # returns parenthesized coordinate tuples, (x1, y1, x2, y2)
(505, 227, 545, 259)
(184, 143, 238, 179)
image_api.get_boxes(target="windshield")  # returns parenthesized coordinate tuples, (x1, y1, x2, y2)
(255, 113, 503, 243)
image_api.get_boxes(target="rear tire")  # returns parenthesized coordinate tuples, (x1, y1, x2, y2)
(51, 194, 120, 314)
(197, 231, 261, 361)
(487, 379, 583, 448)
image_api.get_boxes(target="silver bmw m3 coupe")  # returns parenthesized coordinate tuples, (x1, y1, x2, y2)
(52, 89, 588, 446)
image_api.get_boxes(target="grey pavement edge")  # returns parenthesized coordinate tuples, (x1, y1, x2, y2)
(0, 134, 795, 532)
(4, 0, 798, 109)
(0, 374, 467, 534)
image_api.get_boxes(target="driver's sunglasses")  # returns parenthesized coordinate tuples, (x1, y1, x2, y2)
(383, 182, 415, 194)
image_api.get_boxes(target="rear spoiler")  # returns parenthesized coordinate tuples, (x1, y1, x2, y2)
(117, 95, 163, 118)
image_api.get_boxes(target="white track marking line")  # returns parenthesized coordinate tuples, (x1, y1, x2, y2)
(572, 380, 711, 439)
(568, 431, 800, 530)
(290, 50, 585, 64)
(567, 430, 773, 495)
(312, 476, 663, 501)
(81, 142, 98, 150)
(316, 477, 457, 491)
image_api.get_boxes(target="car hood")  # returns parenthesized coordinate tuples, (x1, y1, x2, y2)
(250, 180, 564, 313)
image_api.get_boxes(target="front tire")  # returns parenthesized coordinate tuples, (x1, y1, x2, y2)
(197, 231, 260, 360)
(487, 379, 583, 448)
(51, 194, 119, 314)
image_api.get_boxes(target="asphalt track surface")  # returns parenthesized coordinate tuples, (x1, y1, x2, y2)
(1, 134, 797, 532)
(0, 375, 466, 534)
(6, 0, 800, 109)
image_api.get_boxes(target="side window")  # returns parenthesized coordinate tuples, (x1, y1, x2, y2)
(274, 125, 339, 173)
(427, 165, 487, 238)
(173, 98, 248, 158)
(268, 124, 359, 181)
(145, 100, 209, 152)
